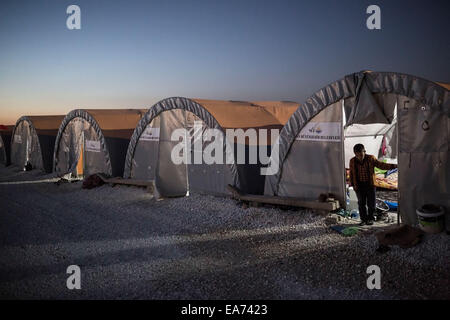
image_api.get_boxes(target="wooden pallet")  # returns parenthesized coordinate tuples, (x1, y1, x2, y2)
(96, 173, 154, 193)
(227, 184, 339, 211)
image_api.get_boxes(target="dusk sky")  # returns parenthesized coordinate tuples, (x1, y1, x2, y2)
(0, 0, 449, 124)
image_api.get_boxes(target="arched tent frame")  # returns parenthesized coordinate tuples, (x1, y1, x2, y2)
(11, 116, 43, 170)
(53, 110, 113, 177)
(10, 116, 64, 172)
(53, 109, 146, 178)
(123, 97, 240, 191)
(265, 71, 449, 225)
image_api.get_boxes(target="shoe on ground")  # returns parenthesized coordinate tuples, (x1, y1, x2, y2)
(359, 221, 367, 226)
(366, 220, 374, 225)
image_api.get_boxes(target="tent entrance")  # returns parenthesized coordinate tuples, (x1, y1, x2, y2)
(76, 138, 84, 177)
(343, 107, 399, 224)
(72, 131, 85, 179)
(146, 109, 230, 198)
(154, 109, 189, 197)
(24, 122, 32, 170)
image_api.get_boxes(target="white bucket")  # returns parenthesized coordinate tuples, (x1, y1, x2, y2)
(347, 187, 359, 211)
(416, 204, 445, 234)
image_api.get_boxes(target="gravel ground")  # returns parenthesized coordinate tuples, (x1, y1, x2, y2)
(0, 165, 448, 300)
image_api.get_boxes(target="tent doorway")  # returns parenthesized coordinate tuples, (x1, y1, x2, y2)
(75, 132, 85, 178)
(133, 108, 230, 198)
(343, 103, 399, 223)
(155, 109, 189, 197)
(154, 110, 222, 198)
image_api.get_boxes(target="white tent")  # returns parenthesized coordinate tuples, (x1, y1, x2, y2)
(264, 71, 449, 226)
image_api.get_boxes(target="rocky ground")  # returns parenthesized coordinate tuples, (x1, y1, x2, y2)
(0, 165, 448, 300)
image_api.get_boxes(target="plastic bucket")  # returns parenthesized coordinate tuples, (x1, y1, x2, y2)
(347, 187, 358, 211)
(416, 204, 444, 234)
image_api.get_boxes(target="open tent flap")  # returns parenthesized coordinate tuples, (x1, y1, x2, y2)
(373, 93, 397, 123)
(55, 117, 109, 177)
(56, 118, 85, 176)
(344, 76, 397, 127)
(345, 80, 389, 126)
(54, 109, 145, 178)
(382, 121, 398, 160)
(272, 100, 345, 206)
(156, 109, 189, 197)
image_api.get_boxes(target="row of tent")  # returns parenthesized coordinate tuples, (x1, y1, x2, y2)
(1, 71, 449, 226)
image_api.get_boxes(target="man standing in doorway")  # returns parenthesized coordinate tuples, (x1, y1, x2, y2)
(349, 144, 397, 226)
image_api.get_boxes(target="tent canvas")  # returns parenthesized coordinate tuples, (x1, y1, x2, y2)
(10, 116, 65, 172)
(53, 109, 146, 178)
(264, 71, 449, 226)
(124, 98, 299, 197)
